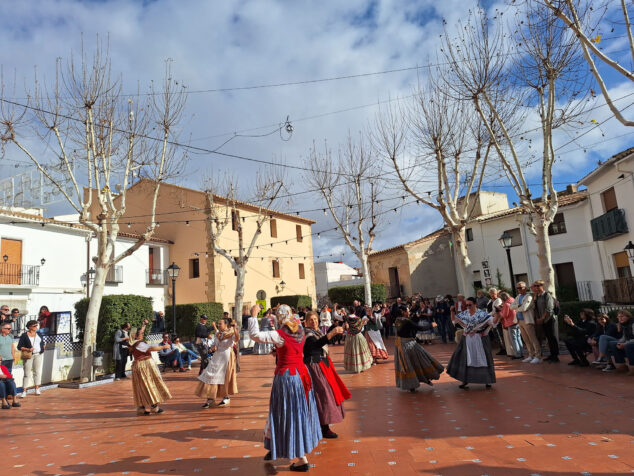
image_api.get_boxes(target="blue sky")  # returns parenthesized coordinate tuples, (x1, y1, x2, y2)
(0, 0, 631, 264)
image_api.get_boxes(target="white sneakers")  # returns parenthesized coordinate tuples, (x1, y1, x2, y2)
(522, 357, 532, 363)
(35, 388, 41, 395)
(19, 391, 26, 398)
(530, 357, 541, 364)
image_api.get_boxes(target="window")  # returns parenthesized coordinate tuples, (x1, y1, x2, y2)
(272, 260, 280, 278)
(231, 210, 240, 231)
(298, 263, 305, 279)
(189, 258, 200, 279)
(601, 187, 618, 212)
(270, 219, 277, 238)
(296, 224, 303, 242)
(549, 213, 567, 235)
(466, 228, 474, 242)
(504, 228, 522, 247)
(473, 280, 483, 290)
(614, 251, 632, 278)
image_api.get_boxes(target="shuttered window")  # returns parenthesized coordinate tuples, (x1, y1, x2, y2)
(296, 225, 303, 242)
(601, 187, 618, 212)
(298, 263, 305, 279)
(270, 219, 277, 237)
(272, 260, 280, 278)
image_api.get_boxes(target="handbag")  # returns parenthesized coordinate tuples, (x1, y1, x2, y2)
(21, 349, 33, 361)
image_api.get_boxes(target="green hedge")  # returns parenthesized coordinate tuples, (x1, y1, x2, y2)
(327, 283, 387, 305)
(270, 295, 313, 309)
(75, 295, 154, 352)
(557, 300, 602, 338)
(164, 302, 224, 338)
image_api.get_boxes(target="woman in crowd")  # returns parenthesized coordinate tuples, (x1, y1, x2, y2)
(247, 304, 322, 472)
(172, 336, 199, 370)
(331, 305, 346, 345)
(417, 301, 435, 345)
(343, 306, 372, 373)
(130, 320, 172, 415)
(447, 297, 498, 390)
(589, 314, 619, 361)
(563, 309, 597, 367)
(17, 320, 46, 397)
(596, 310, 634, 372)
(319, 306, 332, 334)
(0, 363, 19, 409)
(37, 305, 52, 336)
(303, 310, 349, 439)
(253, 309, 277, 355)
(394, 308, 444, 392)
(498, 292, 523, 360)
(196, 317, 240, 408)
(365, 304, 388, 364)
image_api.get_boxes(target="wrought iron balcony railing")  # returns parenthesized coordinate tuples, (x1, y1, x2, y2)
(146, 268, 167, 285)
(105, 266, 123, 284)
(603, 276, 634, 304)
(0, 263, 40, 286)
(591, 208, 628, 241)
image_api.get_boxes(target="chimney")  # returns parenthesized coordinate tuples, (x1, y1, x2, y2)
(566, 184, 578, 194)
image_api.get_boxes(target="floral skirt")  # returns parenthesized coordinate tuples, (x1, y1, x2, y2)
(132, 358, 172, 408)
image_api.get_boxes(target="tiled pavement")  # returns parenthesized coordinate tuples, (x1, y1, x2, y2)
(4, 342, 633, 475)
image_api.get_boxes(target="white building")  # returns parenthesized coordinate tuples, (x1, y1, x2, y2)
(578, 147, 634, 303)
(314, 261, 364, 300)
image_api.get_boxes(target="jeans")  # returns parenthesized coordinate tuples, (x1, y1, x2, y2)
(625, 342, 634, 365)
(180, 349, 198, 367)
(542, 317, 559, 358)
(503, 325, 523, 357)
(160, 349, 183, 368)
(0, 378, 16, 399)
(598, 334, 619, 355)
(435, 315, 451, 343)
(1, 359, 13, 373)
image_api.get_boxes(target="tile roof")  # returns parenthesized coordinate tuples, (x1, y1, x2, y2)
(369, 228, 448, 257)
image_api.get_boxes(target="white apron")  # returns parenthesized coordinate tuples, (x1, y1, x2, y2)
(197, 335, 235, 385)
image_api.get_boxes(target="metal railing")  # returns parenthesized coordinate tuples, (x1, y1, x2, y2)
(146, 268, 167, 285)
(0, 263, 40, 286)
(591, 208, 628, 241)
(105, 266, 123, 284)
(602, 276, 634, 304)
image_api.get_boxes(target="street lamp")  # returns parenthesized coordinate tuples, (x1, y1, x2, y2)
(166, 262, 180, 334)
(499, 231, 516, 291)
(625, 240, 634, 262)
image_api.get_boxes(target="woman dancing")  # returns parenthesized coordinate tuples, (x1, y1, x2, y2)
(343, 307, 372, 373)
(253, 309, 277, 355)
(446, 297, 498, 390)
(196, 317, 240, 408)
(247, 304, 322, 472)
(303, 311, 350, 439)
(365, 304, 388, 364)
(130, 320, 172, 415)
(394, 307, 444, 392)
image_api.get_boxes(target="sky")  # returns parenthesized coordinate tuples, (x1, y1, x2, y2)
(0, 0, 632, 265)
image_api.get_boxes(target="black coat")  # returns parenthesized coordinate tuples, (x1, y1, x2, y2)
(17, 332, 45, 353)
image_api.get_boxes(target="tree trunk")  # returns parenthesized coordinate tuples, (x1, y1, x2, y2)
(233, 266, 245, 329)
(360, 253, 372, 306)
(534, 218, 556, 296)
(452, 228, 472, 295)
(79, 265, 108, 382)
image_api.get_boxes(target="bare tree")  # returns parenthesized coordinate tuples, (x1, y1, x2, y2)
(204, 170, 284, 330)
(542, 0, 634, 126)
(373, 83, 494, 295)
(307, 134, 381, 305)
(441, 4, 587, 293)
(0, 43, 187, 381)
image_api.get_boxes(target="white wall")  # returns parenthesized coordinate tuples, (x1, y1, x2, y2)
(314, 261, 361, 296)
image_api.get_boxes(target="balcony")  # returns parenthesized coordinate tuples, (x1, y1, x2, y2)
(591, 208, 628, 241)
(0, 263, 40, 286)
(105, 266, 123, 284)
(603, 276, 634, 304)
(146, 268, 167, 285)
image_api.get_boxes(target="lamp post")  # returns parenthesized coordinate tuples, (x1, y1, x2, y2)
(166, 262, 180, 334)
(625, 240, 634, 262)
(499, 231, 516, 291)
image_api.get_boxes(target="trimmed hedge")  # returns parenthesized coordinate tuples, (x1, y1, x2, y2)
(270, 295, 313, 310)
(557, 300, 602, 338)
(327, 283, 387, 305)
(75, 295, 154, 352)
(164, 302, 224, 338)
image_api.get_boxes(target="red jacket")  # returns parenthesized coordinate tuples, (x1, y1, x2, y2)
(0, 365, 12, 379)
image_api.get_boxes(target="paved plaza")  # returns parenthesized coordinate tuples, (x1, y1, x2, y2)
(4, 342, 633, 476)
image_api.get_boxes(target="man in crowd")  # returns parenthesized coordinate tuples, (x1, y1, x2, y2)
(534, 280, 559, 362)
(0, 322, 16, 372)
(195, 315, 211, 375)
(511, 281, 541, 364)
(158, 332, 186, 372)
(152, 311, 166, 333)
(1, 305, 14, 326)
(434, 295, 452, 344)
(113, 322, 131, 380)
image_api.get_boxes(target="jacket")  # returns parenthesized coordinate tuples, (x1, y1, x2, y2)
(17, 332, 45, 354)
(618, 319, 634, 344)
(567, 318, 597, 341)
(499, 297, 517, 329)
(510, 293, 535, 324)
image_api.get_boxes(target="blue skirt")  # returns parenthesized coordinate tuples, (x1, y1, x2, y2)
(265, 369, 322, 460)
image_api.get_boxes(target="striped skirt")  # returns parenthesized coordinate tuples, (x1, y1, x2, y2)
(265, 370, 322, 460)
(394, 337, 444, 390)
(131, 358, 172, 408)
(343, 333, 372, 373)
(365, 330, 388, 360)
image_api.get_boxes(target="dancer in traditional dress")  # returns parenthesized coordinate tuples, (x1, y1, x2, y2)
(247, 304, 322, 472)
(365, 304, 388, 364)
(446, 297, 498, 389)
(253, 310, 276, 355)
(303, 311, 350, 439)
(195, 317, 240, 408)
(394, 308, 444, 392)
(130, 320, 172, 415)
(343, 307, 372, 373)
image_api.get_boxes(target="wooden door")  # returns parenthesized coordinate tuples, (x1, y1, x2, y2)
(0, 238, 23, 285)
(388, 267, 400, 298)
